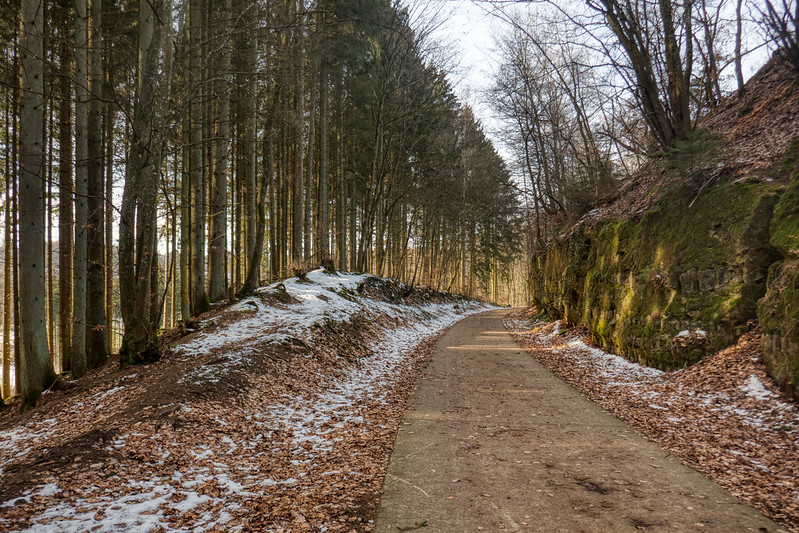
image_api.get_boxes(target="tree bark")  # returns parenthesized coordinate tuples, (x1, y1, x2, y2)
(319, 63, 330, 264)
(119, 0, 176, 363)
(305, 61, 316, 261)
(3, 91, 13, 397)
(180, 115, 191, 323)
(190, 0, 210, 314)
(735, 0, 745, 96)
(292, 0, 305, 266)
(73, 0, 89, 378)
(57, 6, 74, 371)
(243, 29, 258, 283)
(209, 0, 232, 302)
(19, 0, 58, 405)
(86, 0, 109, 367)
(104, 67, 115, 349)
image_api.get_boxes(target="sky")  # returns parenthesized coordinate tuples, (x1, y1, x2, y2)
(403, 0, 505, 139)
(403, 0, 773, 166)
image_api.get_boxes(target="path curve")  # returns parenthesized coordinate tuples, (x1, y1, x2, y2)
(375, 308, 783, 532)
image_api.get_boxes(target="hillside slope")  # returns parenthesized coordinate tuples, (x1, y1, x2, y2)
(0, 269, 490, 531)
(529, 57, 799, 399)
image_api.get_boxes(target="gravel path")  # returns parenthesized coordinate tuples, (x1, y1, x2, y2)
(375, 308, 784, 532)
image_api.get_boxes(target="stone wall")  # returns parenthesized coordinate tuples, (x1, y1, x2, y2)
(530, 174, 796, 393)
(758, 161, 799, 398)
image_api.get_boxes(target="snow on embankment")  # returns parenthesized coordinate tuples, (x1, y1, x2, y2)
(0, 269, 491, 532)
(175, 268, 487, 383)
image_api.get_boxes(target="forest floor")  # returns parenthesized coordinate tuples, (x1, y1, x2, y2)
(0, 278, 796, 532)
(0, 269, 491, 532)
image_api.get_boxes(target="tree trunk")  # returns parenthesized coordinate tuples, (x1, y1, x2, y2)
(336, 77, 346, 271)
(734, 0, 745, 97)
(244, 31, 257, 283)
(3, 91, 13, 397)
(57, 9, 73, 371)
(119, 0, 176, 363)
(73, 0, 89, 378)
(104, 72, 115, 351)
(304, 62, 316, 261)
(190, 0, 209, 314)
(180, 116, 191, 323)
(19, 0, 58, 406)
(291, 0, 305, 266)
(86, 0, 108, 367)
(658, 0, 692, 141)
(319, 63, 330, 264)
(209, 0, 232, 302)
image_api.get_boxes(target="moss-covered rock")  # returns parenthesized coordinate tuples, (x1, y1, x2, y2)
(770, 152, 799, 259)
(759, 260, 799, 399)
(758, 161, 799, 399)
(530, 175, 782, 370)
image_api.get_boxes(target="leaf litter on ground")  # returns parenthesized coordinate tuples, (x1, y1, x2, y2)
(505, 308, 799, 532)
(0, 269, 491, 532)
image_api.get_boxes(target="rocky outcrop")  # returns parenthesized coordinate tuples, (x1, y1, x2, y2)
(758, 152, 799, 398)
(529, 59, 799, 399)
(531, 176, 782, 368)
(529, 164, 799, 402)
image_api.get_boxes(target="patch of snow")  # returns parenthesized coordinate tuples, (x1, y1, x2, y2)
(90, 386, 125, 403)
(221, 435, 237, 454)
(259, 478, 298, 487)
(260, 297, 490, 459)
(741, 375, 774, 401)
(177, 268, 489, 389)
(1, 270, 493, 532)
(676, 329, 706, 339)
(564, 338, 663, 384)
(0, 418, 58, 473)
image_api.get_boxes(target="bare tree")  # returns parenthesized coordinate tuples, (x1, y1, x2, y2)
(761, 0, 799, 70)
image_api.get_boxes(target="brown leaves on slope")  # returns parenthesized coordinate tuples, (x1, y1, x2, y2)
(0, 312, 442, 532)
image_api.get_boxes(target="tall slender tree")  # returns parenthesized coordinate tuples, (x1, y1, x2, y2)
(86, 0, 108, 367)
(57, 0, 73, 372)
(73, 0, 89, 377)
(209, 0, 232, 301)
(18, 0, 59, 405)
(119, 0, 177, 363)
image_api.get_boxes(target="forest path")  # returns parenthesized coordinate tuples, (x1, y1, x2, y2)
(374, 308, 782, 532)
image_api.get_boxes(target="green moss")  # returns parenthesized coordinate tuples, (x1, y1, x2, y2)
(777, 138, 799, 178)
(530, 174, 784, 371)
(758, 260, 799, 398)
(771, 173, 799, 257)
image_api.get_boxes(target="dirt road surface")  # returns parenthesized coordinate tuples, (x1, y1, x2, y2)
(375, 309, 784, 532)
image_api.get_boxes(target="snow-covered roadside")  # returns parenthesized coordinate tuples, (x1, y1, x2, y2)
(0, 270, 492, 532)
(505, 312, 799, 531)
